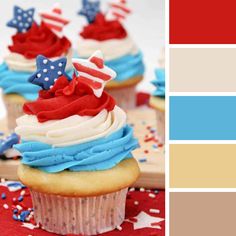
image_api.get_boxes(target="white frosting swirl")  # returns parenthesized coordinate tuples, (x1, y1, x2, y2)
(4, 48, 73, 72)
(78, 36, 138, 60)
(15, 106, 126, 147)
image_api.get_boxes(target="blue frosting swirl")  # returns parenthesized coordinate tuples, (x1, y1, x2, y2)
(0, 62, 73, 101)
(0, 63, 40, 101)
(152, 68, 165, 97)
(105, 51, 145, 82)
(14, 125, 139, 173)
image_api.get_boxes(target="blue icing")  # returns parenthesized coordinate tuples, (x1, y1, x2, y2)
(14, 125, 139, 173)
(105, 51, 145, 82)
(0, 62, 73, 101)
(152, 68, 165, 97)
(0, 63, 40, 101)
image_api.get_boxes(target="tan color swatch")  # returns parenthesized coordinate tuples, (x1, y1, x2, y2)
(170, 192, 236, 236)
(170, 144, 236, 188)
(170, 48, 236, 92)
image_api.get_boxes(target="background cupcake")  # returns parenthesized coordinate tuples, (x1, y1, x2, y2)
(15, 51, 140, 235)
(0, 4, 72, 131)
(150, 68, 165, 144)
(77, 0, 145, 109)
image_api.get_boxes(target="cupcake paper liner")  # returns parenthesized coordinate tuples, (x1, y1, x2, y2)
(31, 188, 128, 235)
(106, 85, 137, 109)
(3, 95, 25, 131)
(156, 109, 165, 144)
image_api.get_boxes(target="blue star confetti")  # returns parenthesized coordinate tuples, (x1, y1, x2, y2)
(78, 0, 100, 23)
(29, 55, 69, 90)
(7, 6, 35, 33)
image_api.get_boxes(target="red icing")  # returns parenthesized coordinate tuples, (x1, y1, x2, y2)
(80, 13, 127, 41)
(23, 75, 116, 123)
(8, 22, 71, 59)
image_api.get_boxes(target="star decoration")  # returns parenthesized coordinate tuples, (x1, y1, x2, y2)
(127, 211, 164, 230)
(72, 50, 116, 97)
(28, 55, 68, 90)
(78, 0, 100, 23)
(7, 6, 35, 33)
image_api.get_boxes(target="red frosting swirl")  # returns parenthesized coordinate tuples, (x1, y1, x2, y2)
(8, 22, 71, 59)
(23, 75, 116, 123)
(80, 13, 127, 41)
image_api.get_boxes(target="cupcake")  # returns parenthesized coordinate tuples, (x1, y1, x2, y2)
(14, 51, 140, 235)
(150, 68, 165, 144)
(77, 0, 145, 109)
(0, 4, 72, 131)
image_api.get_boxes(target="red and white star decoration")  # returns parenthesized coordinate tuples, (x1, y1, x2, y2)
(72, 50, 116, 98)
(106, 0, 131, 21)
(39, 3, 69, 36)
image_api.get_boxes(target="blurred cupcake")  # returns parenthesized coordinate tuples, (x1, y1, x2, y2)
(77, 0, 145, 109)
(150, 68, 165, 144)
(0, 4, 72, 131)
(15, 51, 140, 235)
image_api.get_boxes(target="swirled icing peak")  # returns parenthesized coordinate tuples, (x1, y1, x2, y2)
(7, 6, 35, 33)
(80, 13, 127, 41)
(8, 22, 71, 59)
(24, 74, 115, 123)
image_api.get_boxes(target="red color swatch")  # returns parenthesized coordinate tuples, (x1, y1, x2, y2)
(170, 0, 236, 44)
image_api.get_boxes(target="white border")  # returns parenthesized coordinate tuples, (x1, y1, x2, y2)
(165, 0, 169, 234)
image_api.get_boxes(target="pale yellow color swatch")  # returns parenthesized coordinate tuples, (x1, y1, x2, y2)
(170, 144, 236, 188)
(170, 48, 236, 92)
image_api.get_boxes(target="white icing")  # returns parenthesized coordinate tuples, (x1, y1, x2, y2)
(4, 48, 73, 72)
(77, 36, 138, 60)
(15, 106, 126, 147)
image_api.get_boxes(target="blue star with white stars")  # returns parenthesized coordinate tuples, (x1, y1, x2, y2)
(28, 55, 69, 90)
(78, 0, 100, 23)
(7, 6, 35, 33)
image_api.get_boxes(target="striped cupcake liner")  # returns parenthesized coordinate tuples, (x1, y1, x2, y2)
(31, 188, 128, 235)
(106, 85, 137, 109)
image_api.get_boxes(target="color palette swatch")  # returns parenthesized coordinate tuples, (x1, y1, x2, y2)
(170, 96, 236, 140)
(170, 193, 236, 236)
(169, 1, 236, 234)
(170, 0, 236, 44)
(170, 48, 236, 92)
(170, 144, 236, 188)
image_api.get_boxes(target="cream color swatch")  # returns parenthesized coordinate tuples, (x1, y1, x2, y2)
(170, 48, 236, 92)
(170, 144, 236, 188)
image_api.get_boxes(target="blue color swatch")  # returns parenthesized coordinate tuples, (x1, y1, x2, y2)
(170, 96, 236, 140)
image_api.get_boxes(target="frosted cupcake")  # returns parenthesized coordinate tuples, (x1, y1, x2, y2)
(14, 51, 140, 235)
(77, 0, 145, 109)
(0, 5, 72, 131)
(150, 68, 165, 144)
